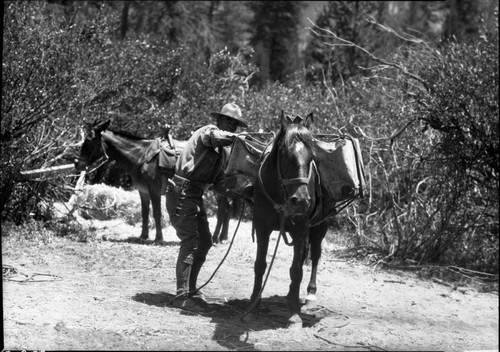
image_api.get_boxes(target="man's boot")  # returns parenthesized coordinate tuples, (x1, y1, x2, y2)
(172, 253, 203, 312)
(189, 258, 207, 303)
(189, 215, 212, 303)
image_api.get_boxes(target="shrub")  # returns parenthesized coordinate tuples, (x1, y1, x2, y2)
(326, 31, 499, 271)
(74, 184, 168, 229)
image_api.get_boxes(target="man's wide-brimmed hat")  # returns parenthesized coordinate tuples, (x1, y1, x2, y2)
(210, 103, 248, 128)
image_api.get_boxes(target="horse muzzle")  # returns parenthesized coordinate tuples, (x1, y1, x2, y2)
(74, 159, 88, 172)
(286, 186, 312, 215)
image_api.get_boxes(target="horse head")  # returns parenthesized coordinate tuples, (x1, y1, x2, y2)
(74, 119, 110, 171)
(262, 110, 317, 217)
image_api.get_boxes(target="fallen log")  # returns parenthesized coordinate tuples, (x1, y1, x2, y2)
(19, 164, 75, 180)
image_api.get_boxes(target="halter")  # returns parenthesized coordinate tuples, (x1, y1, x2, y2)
(257, 140, 318, 215)
(75, 131, 109, 173)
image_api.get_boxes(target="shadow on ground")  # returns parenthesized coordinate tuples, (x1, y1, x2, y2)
(132, 291, 339, 350)
(103, 236, 179, 246)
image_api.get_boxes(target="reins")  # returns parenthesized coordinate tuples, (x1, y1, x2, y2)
(85, 156, 109, 174)
(240, 213, 286, 321)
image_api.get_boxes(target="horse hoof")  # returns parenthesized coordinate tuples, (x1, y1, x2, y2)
(240, 312, 258, 323)
(305, 294, 317, 308)
(129, 237, 146, 244)
(287, 314, 303, 329)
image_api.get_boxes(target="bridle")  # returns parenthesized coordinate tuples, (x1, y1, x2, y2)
(75, 131, 109, 173)
(257, 140, 318, 215)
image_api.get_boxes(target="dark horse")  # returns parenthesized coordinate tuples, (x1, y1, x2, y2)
(74, 120, 183, 242)
(242, 111, 362, 328)
(75, 119, 233, 243)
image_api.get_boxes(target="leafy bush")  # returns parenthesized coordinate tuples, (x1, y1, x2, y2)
(321, 29, 499, 272)
(1, 2, 257, 217)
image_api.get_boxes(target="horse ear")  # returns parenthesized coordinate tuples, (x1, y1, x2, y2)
(295, 115, 303, 123)
(96, 120, 111, 133)
(280, 110, 289, 127)
(83, 120, 93, 135)
(304, 113, 314, 128)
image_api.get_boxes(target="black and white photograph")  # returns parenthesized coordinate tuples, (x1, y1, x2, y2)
(2, 1, 498, 350)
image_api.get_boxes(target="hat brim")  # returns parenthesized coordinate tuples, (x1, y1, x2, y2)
(210, 112, 248, 128)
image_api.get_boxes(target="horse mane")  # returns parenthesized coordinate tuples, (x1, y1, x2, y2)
(274, 123, 315, 157)
(86, 120, 149, 140)
(107, 127, 148, 141)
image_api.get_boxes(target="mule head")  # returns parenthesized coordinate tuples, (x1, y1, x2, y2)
(74, 119, 110, 171)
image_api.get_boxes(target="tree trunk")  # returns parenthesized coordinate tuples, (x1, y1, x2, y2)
(120, 1, 130, 39)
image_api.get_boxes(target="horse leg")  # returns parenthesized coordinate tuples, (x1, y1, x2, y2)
(287, 236, 308, 329)
(212, 195, 229, 244)
(242, 227, 271, 322)
(220, 201, 231, 242)
(305, 222, 328, 307)
(150, 188, 163, 243)
(138, 191, 150, 240)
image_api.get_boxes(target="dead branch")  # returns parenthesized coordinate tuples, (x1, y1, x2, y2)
(306, 18, 430, 92)
(19, 164, 75, 180)
(390, 118, 419, 147)
(383, 280, 406, 284)
(65, 170, 87, 216)
(447, 266, 499, 278)
(42, 128, 85, 167)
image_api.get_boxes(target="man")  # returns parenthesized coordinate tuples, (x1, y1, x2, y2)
(166, 103, 248, 311)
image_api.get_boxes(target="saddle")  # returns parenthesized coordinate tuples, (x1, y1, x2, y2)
(136, 138, 180, 179)
(158, 139, 180, 178)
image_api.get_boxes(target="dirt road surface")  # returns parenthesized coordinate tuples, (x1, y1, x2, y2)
(3, 217, 498, 351)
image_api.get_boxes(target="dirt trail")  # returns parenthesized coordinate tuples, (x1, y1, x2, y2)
(3, 217, 498, 351)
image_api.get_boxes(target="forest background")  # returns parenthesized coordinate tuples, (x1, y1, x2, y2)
(1, 0, 498, 273)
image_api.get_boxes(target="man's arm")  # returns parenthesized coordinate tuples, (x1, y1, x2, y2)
(202, 127, 237, 148)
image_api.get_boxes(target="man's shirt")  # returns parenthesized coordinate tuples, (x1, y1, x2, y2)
(175, 124, 235, 184)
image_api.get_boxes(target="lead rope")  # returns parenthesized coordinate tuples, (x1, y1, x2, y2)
(240, 212, 285, 321)
(85, 157, 109, 174)
(168, 198, 246, 305)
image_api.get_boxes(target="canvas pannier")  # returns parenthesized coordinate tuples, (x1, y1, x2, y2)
(312, 135, 366, 202)
(224, 134, 270, 196)
(224, 133, 366, 203)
